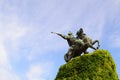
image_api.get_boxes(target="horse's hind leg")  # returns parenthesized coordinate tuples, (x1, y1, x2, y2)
(89, 44, 96, 50)
(92, 40, 100, 49)
(85, 43, 96, 50)
(92, 40, 99, 45)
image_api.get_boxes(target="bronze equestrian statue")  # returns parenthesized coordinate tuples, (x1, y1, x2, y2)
(51, 28, 100, 62)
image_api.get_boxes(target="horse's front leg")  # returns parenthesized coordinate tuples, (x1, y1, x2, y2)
(64, 53, 69, 62)
(64, 48, 74, 62)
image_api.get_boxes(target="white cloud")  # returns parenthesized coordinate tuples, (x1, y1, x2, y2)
(0, 0, 4, 6)
(0, 16, 29, 59)
(111, 0, 120, 5)
(0, 15, 28, 40)
(26, 62, 53, 80)
(0, 26, 20, 80)
(0, 68, 19, 80)
(0, 36, 20, 80)
(0, 10, 28, 80)
(0, 42, 9, 68)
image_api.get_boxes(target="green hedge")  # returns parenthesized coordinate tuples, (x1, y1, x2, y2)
(55, 50, 119, 80)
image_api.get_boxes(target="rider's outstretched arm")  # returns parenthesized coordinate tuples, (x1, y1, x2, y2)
(51, 32, 68, 39)
(56, 33, 68, 39)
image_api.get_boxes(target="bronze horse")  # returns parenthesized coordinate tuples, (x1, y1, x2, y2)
(64, 35, 100, 62)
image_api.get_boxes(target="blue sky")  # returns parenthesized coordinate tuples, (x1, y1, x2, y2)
(0, 0, 120, 80)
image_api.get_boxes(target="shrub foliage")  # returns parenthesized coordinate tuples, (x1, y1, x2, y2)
(55, 50, 119, 80)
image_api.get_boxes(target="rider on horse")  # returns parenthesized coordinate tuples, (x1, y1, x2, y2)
(51, 28, 100, 62)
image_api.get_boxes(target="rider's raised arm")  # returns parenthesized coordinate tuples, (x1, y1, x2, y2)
(57, 33, 68, 39)
(51, 32, 68, 39)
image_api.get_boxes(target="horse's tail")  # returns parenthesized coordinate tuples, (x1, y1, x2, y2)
(92, 40, 100, 49)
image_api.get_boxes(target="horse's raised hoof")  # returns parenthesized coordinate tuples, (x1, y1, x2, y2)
(64, 53, 69, 62)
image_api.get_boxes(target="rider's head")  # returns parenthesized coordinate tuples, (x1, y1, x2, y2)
(68, 32, 73, 36)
